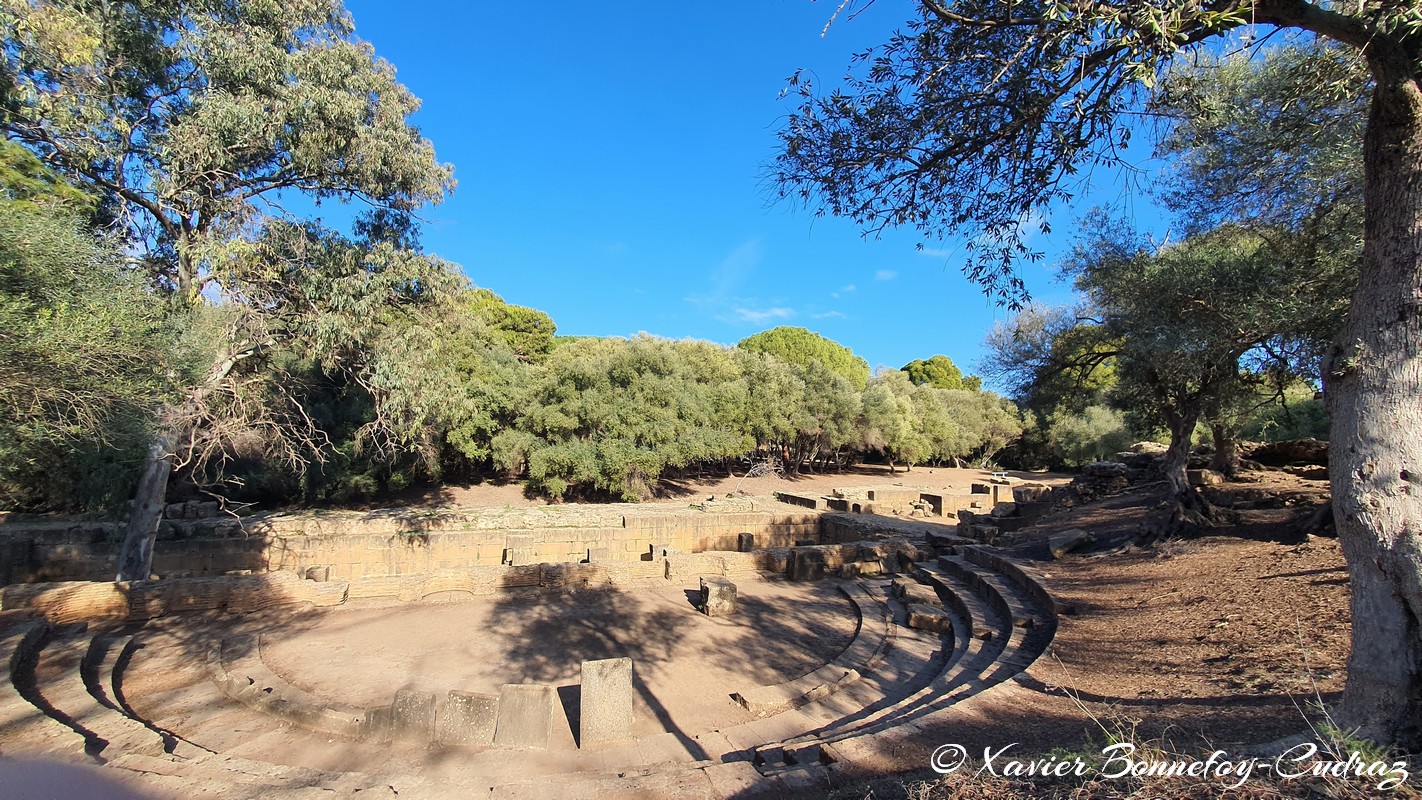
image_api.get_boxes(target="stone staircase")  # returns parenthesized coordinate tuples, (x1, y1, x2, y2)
(0, 544, 1059, 798)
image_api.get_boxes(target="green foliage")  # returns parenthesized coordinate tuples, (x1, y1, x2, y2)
(737, 326, 870, 390)
(1240, 382, 1330, 443)
(0, 0, 454, 301)
(1047, 405, 1136, 468)
(902, 354, 982, 391)
(0, 200, 167, 509)
(462, 288, 557, 363)
(861, 370, 930, 469)
(514, 336, 752, 501)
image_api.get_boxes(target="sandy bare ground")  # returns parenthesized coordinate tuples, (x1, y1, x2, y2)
(373, 463, 1074, 511)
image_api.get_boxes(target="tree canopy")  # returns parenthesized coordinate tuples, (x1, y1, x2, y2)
(737, 326, 870, 390)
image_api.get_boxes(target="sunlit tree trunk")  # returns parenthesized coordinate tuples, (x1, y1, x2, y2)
(1209, 422, 1240, 478)
(1329, 71, 1422, 748)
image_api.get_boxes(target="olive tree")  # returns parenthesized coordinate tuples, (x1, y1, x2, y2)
(776, 1, 1422, 744)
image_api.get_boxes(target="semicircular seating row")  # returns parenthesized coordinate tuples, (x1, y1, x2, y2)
(0, 544, 1058, 798)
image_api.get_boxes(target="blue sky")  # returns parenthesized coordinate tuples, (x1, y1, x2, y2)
(340, 1, 1165, 385)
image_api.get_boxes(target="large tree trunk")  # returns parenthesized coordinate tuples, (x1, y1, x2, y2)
(1209, 423, 1240, 478)
(1160, 409, 1213, 529)
(115, 426, 176, 582)
(1328, 73, 1422, 748)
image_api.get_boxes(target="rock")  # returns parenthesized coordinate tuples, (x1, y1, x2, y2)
(1113, 451, 1157, 469)
(906, 604, 954, 634)
(789, 548, 827, 581)
(893, 579, 943, 608)
(1284, 465, 1329, 481)
(435, 691, 498, 746)
(1129, 441, 1169, 455)
(493, 684, 556, 748)
(1250, 438, 1329, 467)
(969, 524, 1000, 544)
(390, 689, 436, 743)
(1083, 461, 1130, 479)
(699, 576, 737, 616)
(1012, 483, 1051, 503)
(1049, 529, 1095, 559)
(1188, 469, 1225, 486)
(989, 501, 1018, 518)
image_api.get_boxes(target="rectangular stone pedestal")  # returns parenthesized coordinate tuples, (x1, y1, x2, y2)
(493, 684, 555, 748)
(579, 657, 634, 748)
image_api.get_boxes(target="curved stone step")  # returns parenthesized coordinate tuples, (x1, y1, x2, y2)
(787, 581, 949, 738)
(29, 628, 168, 760)
(803, 565, 1008, 742)
(729, 581, 891, 716)
(209, 634, 366, 738)
(0, 618, 81, 755)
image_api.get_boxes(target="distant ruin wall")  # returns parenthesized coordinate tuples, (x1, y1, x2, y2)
(0, 508, 821, 584)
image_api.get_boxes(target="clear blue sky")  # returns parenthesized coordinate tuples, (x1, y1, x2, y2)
(340, 1, 1162, 384)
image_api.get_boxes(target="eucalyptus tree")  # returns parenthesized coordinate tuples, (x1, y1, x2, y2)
(776, 1, 1420, 742)
(1, 1, 456, 580)
(0, 150, 167, 509)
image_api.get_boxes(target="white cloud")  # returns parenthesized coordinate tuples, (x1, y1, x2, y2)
(875, 269, 898, 281)
(733, 306, 796, 324)
(812, 310, 848, 320)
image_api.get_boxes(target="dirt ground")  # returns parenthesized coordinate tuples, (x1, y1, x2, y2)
(952, 468, 1350, 754)
(368, 463, 1073, 511)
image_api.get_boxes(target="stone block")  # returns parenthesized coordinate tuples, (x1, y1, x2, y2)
(907, 604, 955, 634)
(435, 690, 498, 746)
(362, 706, 392, 743)
(391, 688, 436, 743)
(737, 532, 756, 552)
(789, 548, 826, 581)
(304, 565, 329, 582)
(1049, 528, 1095, 559)
(700, 576, 737, 617)
(585, 547, 610, 562)
(579, 657, 634, 748)
(493, 684, 556, 748)
(1188, 468, 1225, 486)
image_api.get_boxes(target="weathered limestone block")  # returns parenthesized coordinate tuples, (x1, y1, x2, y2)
(989, 501, 1018, 518)
(906, 604, 954, 634)
(1012, 483, 1052, 503)
(304, 565, 330, 582)
(789, 548, 826, 581)
(493, 684, 556, 748)
(391, 689, 436, 743)
(737, 532, 755, 552)
(1049, 528, 1095, 559)
(435, 690, 498, 746)
(579, 657, 634, 748)
(1188, 468, 1225, 486)
(700, 576, 737, 617)
(893, 578, 943, 608)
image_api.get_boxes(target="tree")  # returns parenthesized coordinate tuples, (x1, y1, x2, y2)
(861, 369, 929, 471)
(1068, 219, 1349, 517)
(776, 1, 1422, 744)
(463, 288, 557, 363)
(737, 326, 870, 390)
(902, 354, 982, 390)
(0, 197, 166, 509)
(1, 1, 456, 581)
